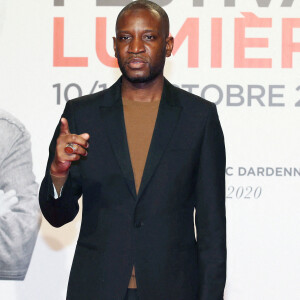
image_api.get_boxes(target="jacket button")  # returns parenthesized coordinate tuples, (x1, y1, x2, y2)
(135, 221, 144, 228)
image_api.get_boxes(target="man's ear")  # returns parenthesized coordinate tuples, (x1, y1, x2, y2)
(113, 37, 117, 58)
(165, 36, 174, 57)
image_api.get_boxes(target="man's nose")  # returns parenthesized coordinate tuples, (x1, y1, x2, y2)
(128, 38, 145, 54)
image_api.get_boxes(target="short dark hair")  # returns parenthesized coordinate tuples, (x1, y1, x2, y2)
(116, 0, 170, 37)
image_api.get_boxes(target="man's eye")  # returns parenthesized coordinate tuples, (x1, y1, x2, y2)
(145, 35, 154, 40)
(119, 36, 130, 40)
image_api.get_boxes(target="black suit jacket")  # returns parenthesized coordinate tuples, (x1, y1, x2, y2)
(39, 77, 227, 300)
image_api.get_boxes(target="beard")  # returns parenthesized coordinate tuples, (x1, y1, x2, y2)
(116, 50, 166, 84)
(119, 65, 160, 83)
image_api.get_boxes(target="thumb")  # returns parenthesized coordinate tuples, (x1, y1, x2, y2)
(79, 133, 90, 141)
(60, 117, 70, 135)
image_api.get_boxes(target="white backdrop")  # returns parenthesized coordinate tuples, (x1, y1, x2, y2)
(0, 0, 299, 299)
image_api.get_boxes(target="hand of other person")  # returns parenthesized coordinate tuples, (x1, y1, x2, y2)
(50, 117, 89, 177)
(0, 189, 19, 217)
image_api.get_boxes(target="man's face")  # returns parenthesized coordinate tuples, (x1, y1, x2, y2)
(113, 8, 173, 84)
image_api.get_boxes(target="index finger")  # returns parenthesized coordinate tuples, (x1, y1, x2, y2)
(60, 117, 70, 135)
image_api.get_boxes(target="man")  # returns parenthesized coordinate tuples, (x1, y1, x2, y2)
(0, 109, 40, 280)
(39, 1, 227, 299)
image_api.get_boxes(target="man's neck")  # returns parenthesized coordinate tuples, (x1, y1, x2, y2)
(121, 75, 164, 102)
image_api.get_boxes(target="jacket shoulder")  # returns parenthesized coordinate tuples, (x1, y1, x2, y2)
(168, 82, 216, 115)
(66, 87, 110, 110)
(0, 109, 27, 135)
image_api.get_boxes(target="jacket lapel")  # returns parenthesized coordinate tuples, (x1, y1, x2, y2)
(137, 79, 182, 201)
(99, 77, 182, 202)
(99, 78, 137, 201)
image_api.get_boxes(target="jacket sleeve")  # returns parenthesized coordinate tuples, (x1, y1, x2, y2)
(194, 103, 227, 300)
(0, 118, 40, 280)
(39, 100, 82, 228)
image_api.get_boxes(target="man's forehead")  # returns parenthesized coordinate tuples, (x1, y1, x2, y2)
(116, 8, 162, 30)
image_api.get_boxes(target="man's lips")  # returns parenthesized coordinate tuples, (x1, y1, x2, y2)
(127, 58, 148, 69)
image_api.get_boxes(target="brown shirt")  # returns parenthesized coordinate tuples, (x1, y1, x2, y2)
(122, 97, 160, 288)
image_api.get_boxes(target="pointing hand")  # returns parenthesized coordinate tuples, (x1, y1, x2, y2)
(50, 118, 90, 177)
